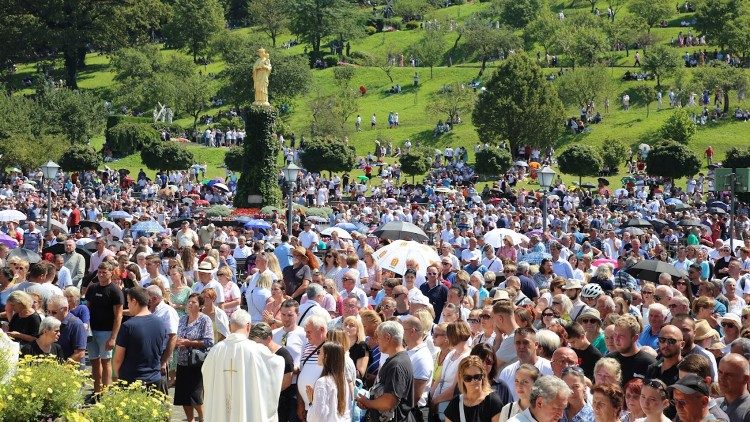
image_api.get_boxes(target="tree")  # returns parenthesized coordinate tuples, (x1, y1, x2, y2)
(59, 144, 102, 171)
(628, 0, 672, 32)
(224, 146, 244, 172)
(472, 53, 565, 153)
(464, 20, 522, 77)
(235, 107, 282, 207)
(308, 88, 359, 137)
(607, 0, 628, 21)
(105, 122, 160, 157)
(299, 138, 356, 176)
(141, 141, 195, 171)
(427, 83, 476, 125)
(364, 49, 397, 84)
(399, 148, 433, 183)
(394, 0, 433, 20)
(555, 67, 613, 109)
(0, 94, 66, 172)
(600, 139, 628, 173)
(660, 109, 697, 145)
(629, 84, 656, 116)
(287, 0, 350, 54)
(724, 147, 750, 169)
(642, 44, 682, 88)
(0, 0, 167, 88)
(474, 147, 512, 176)
(333, 66, 355, 89)
(249, 0, 288, 47)
(694, 0, 746, 51)
(560, 26, 610, 68)
(36, 85, 106, 144)
(725, 11, 750, 63)
(645, 141, 700, 179)
(604, 18, 648, 58)
(494, 0, 545, 28)
(524, 10, 562, 56)
(411, 28, 445, 79)
(557, 145, 603, 186)
(165, 0, 226, 62)
(693, 62, 750, 114)
(178, 74, 215, 130)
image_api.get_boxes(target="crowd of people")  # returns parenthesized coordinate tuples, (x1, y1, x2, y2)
(1, 148, 750, 422)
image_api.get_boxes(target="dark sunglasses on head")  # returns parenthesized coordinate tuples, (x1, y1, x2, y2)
(658, 337, 679, 345)
(561, 366, 584, 376)
(645, 379, 668, 396)
(462, 373, 484, 383)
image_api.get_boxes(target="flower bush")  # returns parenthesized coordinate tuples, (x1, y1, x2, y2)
(231, 207, 261, 217)
(205, 204, 233, 217)
(0, 355, 89, 421)
(79, 380, 171, 422)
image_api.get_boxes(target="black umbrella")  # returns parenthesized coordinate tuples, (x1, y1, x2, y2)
(168, 218, 194, 229)
(623, 218, 652, 228)
(706, 207, 727, 215)
(597, 178, 610, 186)
(648, 219, 671, 232)
(372, 221, 428, 242)
(670, 203, 693, 211)
(625, 259, 687, 282)
(209, 219, 244, 228)
(82, 240, 99, 251)
(79, 220, 102, 231)
(678, 218, 702, 227)
(707, 201, 729, 211)
(8, 248, 41, 264)
(579, 183, 596, 189)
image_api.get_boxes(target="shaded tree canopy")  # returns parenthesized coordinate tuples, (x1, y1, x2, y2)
(646, 141, 701, 179)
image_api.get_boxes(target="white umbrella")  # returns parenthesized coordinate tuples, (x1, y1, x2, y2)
(515, 161, 529, 167)
(46, 218, 68, 234)
(108, 210, 132, 220)
(20, 183, 36, 191)
(483, 228, 529, 247)
(0, 210, 27, 222)
(213, 183, 230, 192)
(374, 240, 440, 275)
(166, 185, 179, 193)
(320, 227, 352, 240)
(99, 220, 124, 239)
(8, 167, 21, 173)
(435, 187, 456, 194)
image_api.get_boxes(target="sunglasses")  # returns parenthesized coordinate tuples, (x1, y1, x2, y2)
(645, 379, 668, 397)
(721, 322, 738, 329)
(642, 291, 654, 295)
(654, 295, 662, 301)
(580, 318, 599, 324)
(479, 314, 492, 320)
(543, 312, 558, 317)
(467, 318, 480, 324)
(675, 281, 686, 285)
(561, 366, 584, 376)
(658, 337, 679, 346)
(462, 373, 484, 383)
(552, 301, 562, 306)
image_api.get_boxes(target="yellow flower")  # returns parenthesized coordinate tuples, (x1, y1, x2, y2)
(47, 387, 53, 394)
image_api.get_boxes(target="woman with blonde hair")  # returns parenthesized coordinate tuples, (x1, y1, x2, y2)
(8, 257, 29, 283)
(594, 357, 622, 386)
(362, 247, 381, 291)
(248, 272, 273, 323)
(216, 266, 241, 317)
(498, 364, 541, 421)
(323, 278, 343, 317)
(265, 252, 283, 280)
(444, 355, 503, 422)
(6, 290, 42, 344)
(431, 321, 473, 418)
(378, 296, 397, 320)
(343, 316, 369, 379)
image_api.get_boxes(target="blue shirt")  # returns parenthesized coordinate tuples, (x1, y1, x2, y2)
(274, 243, 294, 269)
(58, 313, 88, 361)
(115, 314, 167, 384)
(639, 325, 660, 349)
(552, 258, 574, 279)
(562, 403, 594, 422)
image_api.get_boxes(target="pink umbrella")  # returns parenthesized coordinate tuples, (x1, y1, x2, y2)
(593, 258, 618, 269)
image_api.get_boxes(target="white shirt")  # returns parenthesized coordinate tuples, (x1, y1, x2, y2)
(498, 358, 554, 400)
(152, 300, 179, 335)
(56, 266, 72, 288)
(407, 342, 433, 407)
(340, 287, 368, 309)
(297, 301, 331, 327)
(299, 230, 319, 251)
(233, 245, 253, 259)
(272, 326, 306, 367)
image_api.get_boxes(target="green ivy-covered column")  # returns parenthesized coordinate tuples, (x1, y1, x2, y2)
(234, 105, 282, 207)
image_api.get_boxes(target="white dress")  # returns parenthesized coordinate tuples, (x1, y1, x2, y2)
(307, 375, 350, 422)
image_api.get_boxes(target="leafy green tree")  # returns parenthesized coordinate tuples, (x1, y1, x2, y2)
(141, 141, 195, 171)
(36, 85, 106, 144)
(394, 0, 433, 20)
(524, 10, 562, 56)
(660, 109, 697, 145)
(178, 74, 215, 130)
(249, 0, 288, 47)
(474, 147, 512, 176)
(333, 66, 356, 89)
(604, 18, 647, 58)
(600, 139, 628, 173)
(607, 0, 628, 21)
(0, 94, 66, 172)
(472, 53, 565, 153)
(555, 67, 612, 109)
(299, 138, 356, 176)
(224, 146, 245, 172)
(645, 141, 700, 179)
(563, 26, 610, 68)
(725, 11, 750, 62)
(494, 0, 545, 28)
(694, 0, 746, 51)
(427, 83, 476, 125)
(308, 88, 359, 137)
(59, 144, 102, 171)
(287, 0, 350, 54)
(628, 0, 672, 32)
(642, 44, 682, 88)
(105, 122, 160, 157)
(724, 147, 750, 169)
(411, 28, 445, 79)
(693, 62, 750, 114)
(165, 0, 226, 62)
(399, 148, 433, 183)
(629, 84, 656, 116)
(0, 0, 167, 88)
(464, 20, 522, 77)
(557, 145, 603, 186)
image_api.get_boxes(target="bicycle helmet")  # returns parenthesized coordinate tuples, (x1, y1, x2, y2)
(581, 283, 603, 299)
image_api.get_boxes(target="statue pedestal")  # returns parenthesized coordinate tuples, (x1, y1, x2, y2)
(233, 106, 282, 208)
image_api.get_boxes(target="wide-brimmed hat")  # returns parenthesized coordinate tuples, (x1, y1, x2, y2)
(491, 290, 510, 302)
(196, 261, 215, 274)
(577, 308, 601, 323)
(720, 313, 742, 330)
(292, 246, 308, 259)
(694, 320, 719, 341)
(562, 279, 583, 290)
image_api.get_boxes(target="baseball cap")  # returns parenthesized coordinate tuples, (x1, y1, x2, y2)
(669, 374, 709, 397)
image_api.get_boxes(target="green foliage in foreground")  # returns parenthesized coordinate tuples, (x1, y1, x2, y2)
(299, 137, 357, 176)
(59, 144, 103, 171)
(557, 144, 604, 185)
(646, 140, 701, 179)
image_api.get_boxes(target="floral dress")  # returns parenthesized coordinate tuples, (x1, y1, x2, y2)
(170, 286, 192, 319)
(176, 313, 214, 367)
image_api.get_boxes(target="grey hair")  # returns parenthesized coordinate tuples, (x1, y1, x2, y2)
(530, 375, 572, 404)
(39, 316, 61, 335)
(376, 320, 404, 343)
(47, 294, 68, 310)
(249, 322, 273, 341)
(536, 329, 561, 358)
(230, 309, 252, 327)
(731, 338, 750, 358)
(600, 295, 616, 310)
(307, 283, 325, 300)
(517, 261, 530, 273)
(305, 314, 328, 330)
(63, 286, 81, 301)
(146, 285, 163, 298)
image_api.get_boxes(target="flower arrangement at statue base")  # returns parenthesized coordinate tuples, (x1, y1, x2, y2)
(64, 380, 172, 422)
(0, 355, 89, 421)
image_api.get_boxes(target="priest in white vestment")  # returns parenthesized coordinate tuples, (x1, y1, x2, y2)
(202, 309, 285, 422)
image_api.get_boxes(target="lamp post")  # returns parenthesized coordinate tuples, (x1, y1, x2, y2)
(538, 166, 556, 232)
(282, 163, 301, 234)
(40, 160, 60, 232)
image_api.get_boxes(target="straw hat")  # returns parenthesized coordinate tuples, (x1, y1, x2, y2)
(694, 320, 719, 341)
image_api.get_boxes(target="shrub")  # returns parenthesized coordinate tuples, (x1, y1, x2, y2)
(140, 141, 195, 171)
(206, 204, 233, 217)
(646, 140, 701, 179)
(365, 25, 378, 35)
(660, 108, 697, 145)
(59, 144, 102, 171)
(475, 147, 513, 176)
(399, 147, 433, 182)
(105, 122, 160, 157)
(600, 139, 629, 173)
(323, 55, 339, 67)
(224, 146, 244, 172)
(557, 145, 603, 185)
(405, 21, 421, 30)
(299, 138, 357, 176)
(79, 380, 171, 422)
(384, 18, 402, 30)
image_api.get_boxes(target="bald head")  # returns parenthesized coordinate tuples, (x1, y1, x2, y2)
(551, 347, 579, 377)
(722, 353, 750, 376)
(718, 353, 750, 400)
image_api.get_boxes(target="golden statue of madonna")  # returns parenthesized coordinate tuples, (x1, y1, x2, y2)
(252, 48, 272, 107)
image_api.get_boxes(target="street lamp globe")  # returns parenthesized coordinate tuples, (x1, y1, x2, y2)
(41, 160, 60, 180)
(538, 166, 555, 189)
(282, 163, 301, 182)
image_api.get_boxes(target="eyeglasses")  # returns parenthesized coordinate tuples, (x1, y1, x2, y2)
(580, 318, 599, 324)
(658, 337, 679, 346)
(552, 301, 562, 306)
(503, 270, 515, 274)
(542, 312, 558, 317)
(642, 291, 654, 295)
(479, 314, 492, 320)
(561, 366, 584, 376)
(721, 322, 738, 329)
(672, 398, 689, 408)
(427, 272, 438, 275)
(675, 280, 686, 285)
(467, 318, 480, 324)
(462, 373, 484, 383)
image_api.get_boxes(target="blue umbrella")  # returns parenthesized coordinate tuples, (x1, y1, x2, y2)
(665, 198, 683, 206)
(244, 219, 272, 231)
(131, 220, 165, 234)
(707, 201, 729, 212)
(519, 251, 552, 265)
(335, 223, 359, 232)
